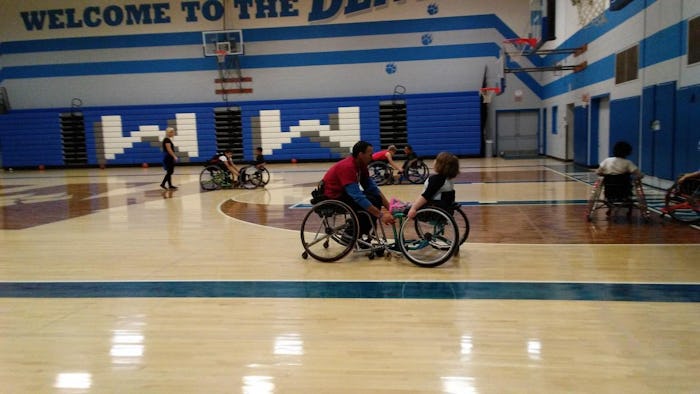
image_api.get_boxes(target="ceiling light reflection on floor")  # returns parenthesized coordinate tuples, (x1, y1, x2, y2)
(54, 372, 92, 389)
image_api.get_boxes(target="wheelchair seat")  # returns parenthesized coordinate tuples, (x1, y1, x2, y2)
(585, 174, 650, 221)
(602, 174, 633, 202)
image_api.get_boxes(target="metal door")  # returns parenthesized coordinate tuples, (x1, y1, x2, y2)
(496, 110, 539, 157)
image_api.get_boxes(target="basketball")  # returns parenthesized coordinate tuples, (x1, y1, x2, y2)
(291, 158, 297, 164)
(99, 164, 106, 169)
(141, 162, 149, 168)
(38, 164, 45, 170)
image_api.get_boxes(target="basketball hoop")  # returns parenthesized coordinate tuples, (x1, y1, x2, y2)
(215, 50, 227, 64)
(502, 38, 538, 62)
(479, 87, 501, 103)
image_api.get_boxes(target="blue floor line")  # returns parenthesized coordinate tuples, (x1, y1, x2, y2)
(1, 281, 698, 302)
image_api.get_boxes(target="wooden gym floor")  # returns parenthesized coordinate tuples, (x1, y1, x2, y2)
(1, 157, 698, 393)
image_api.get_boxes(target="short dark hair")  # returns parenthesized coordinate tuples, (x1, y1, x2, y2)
(352, 141, 372, 158)
(612, 141, 632, 158)
(255, 147, 262, 152)
(404, 145, 413, 151)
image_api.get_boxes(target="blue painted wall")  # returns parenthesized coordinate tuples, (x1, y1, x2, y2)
(609, 97, 641, 163)
(0, 92, 481, 167)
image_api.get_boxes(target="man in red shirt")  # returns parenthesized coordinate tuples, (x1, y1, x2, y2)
(371, 144, 403, 184)
(323, 141, 395, 236)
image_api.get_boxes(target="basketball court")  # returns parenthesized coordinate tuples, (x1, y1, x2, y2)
(1, 157, 698, 392)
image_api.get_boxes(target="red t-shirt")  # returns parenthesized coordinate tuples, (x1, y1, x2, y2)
(371, 150, 389, 161)
(322, 156, 368, 198)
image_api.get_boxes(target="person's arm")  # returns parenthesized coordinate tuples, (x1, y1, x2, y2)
(596, 159, 606, 175)
(628, 161, 643, 179)
(679, 171, 700, 184)
(407, 175, 444, 219)
(407, 196, 428, 219)
(228, 162, 239, 176)
(345, 183, 394, 225)
(386, 152, 402, 171)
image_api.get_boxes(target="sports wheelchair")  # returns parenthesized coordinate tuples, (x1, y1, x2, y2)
(300, 197, 460, 268)
(199, 162, 270, 191)
(368, 159, 429, 185)
(660, 177, 700, 224)
(585, 174, 650, 221)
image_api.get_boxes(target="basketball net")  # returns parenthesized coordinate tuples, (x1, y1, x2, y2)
(479, 87, 500, 104)
(502, 38, 537, 64)
(215, 50, 227, 65)
(573, 0, 607, 27)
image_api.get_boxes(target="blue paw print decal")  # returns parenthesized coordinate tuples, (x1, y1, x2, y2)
(421, 34, 433, 45)
(427, 3, 439, 15)
(385, 63, 397, 74)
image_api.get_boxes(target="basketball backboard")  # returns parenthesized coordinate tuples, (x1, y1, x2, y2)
(529, 0, 555, 46)
(202, 30, 244, 56)
(529, 0, 543, 46)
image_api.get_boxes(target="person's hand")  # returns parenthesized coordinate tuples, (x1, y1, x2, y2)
(380, 212, 395, 225)
(407, 207, 417, 220)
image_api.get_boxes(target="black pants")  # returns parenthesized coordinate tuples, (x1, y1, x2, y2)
(338, 192, 382, 236)
(161, 156, 175, 187)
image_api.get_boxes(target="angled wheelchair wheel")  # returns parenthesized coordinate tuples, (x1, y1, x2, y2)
(200, 165, 226, 190)
(399, 207, 458, 267)
(237, 166, 256, 189)
(300, 200, 359, 262)
(368, 161, 392, 185)
(407, 161, 429, 184)
(452, 206, 470, 245)
(664, 182, 700, 223)
(252, 167, 270, 187)
(585, 178, 604, 221)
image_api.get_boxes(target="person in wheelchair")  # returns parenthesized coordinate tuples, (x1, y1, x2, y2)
(399, 145, 419, 183)
(371, 144, 404, 184)
(596, 141, 643, 202)
(407, 152, 460, 219)
(216, 150, 240, 186)
(253, 146, 266, 169)
(322, 141, 396, 239)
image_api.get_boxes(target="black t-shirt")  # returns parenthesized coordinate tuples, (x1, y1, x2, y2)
(421, 174, 455, 209)
(162, 137, 173, 152)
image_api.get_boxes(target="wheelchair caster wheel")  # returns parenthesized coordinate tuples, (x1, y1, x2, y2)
(302, 252, 308, 259)
(368, 252, 375, 260)
(323, 240, 329, 248)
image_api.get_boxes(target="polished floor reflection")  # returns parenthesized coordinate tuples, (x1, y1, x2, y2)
(0, 158, 698, 393)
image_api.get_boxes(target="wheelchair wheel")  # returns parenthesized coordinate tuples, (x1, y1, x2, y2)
(399, 207, 459, 267)
(407, 161, 429, 184)
(250, 167, 270, 187)
(300, 200, 359, 262)
(452, 206, 470, 245)
(200, 165, 226, 190)
(585, 178, 604, 221)
(369, 161, 392, 185)
(664, 183, 700, 223)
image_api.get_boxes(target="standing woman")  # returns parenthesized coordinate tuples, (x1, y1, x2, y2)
(160, 127, 178, 190)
